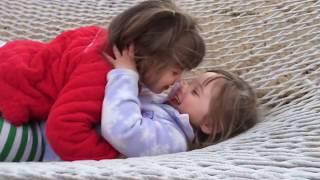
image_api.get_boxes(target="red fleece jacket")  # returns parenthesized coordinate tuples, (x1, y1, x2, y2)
(0, 26, 120, 160)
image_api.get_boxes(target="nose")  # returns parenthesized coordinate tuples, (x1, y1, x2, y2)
(180, 80, 189, 92)
(169, 76, 181, 87)
(173, 74, 182, 85)
(177, 73, 183, 82)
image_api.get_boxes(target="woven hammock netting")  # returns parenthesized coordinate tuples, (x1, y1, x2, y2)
(0, 0, 319, 179)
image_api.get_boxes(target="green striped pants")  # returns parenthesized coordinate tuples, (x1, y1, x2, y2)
(0, 116, 44, 162)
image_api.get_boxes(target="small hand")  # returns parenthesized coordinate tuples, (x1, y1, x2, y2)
(104, 44, 136, 72)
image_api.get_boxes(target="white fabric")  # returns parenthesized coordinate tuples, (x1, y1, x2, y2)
(0, 40, 5, 47)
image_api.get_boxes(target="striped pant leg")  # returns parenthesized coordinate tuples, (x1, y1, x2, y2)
(0, 116, 44, 162)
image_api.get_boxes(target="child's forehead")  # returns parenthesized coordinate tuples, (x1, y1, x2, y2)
(189, 72, 226, 92)
(185, 71, 225, 83)
(198, 72, 224, 81)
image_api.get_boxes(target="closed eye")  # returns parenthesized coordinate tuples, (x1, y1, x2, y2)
(172, 70, 182, 76)
(192, 89, 199, 96)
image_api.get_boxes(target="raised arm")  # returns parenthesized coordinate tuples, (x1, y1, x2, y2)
(101, 68, 188, 157)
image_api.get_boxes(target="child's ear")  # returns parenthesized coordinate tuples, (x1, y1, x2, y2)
(200, 121, 212, 135)
(200, 120, 222, 135)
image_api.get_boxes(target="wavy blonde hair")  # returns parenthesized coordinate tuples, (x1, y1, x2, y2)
(190, 69, 259, 150)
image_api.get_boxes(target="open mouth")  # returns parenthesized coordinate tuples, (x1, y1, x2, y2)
(174, 95, 181, 105)
(170, 94, 181, 105)
(168, 83, 183, 106)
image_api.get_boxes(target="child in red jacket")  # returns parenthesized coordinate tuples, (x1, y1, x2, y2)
(0, 0, 205, 161)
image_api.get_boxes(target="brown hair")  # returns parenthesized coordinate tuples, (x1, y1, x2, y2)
(108, 0, 205, 82)
(190, 69, 258, 150)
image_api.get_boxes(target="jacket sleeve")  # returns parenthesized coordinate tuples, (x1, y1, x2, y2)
(0, 26, 110, 126)
(45, 59, 119, 161)
(101, 69, 188, 157)
(0, 40, 47, 126)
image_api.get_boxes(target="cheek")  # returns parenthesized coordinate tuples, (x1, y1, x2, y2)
(183, 106, 199, 127)
(164, 72, 175, 81)
(143, 75, 159, 92)
(155, 78, 165, 89)
(152, 78, 169, 93)
(179, 97, 192, 112)
(159, 75, 172, 87)
(181, 98, 205, 123)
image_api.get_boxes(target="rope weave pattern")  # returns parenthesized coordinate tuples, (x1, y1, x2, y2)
(0, 0, 319, 179)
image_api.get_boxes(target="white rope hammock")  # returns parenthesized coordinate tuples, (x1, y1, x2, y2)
(0, 0, 319, 179)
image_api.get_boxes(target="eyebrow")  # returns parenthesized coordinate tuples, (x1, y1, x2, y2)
(199, 76, 227, 95)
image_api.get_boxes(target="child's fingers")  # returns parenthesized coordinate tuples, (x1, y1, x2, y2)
(128, 44, 135, 59)
(122, 48, 129, 58)
(113, 45, 121, 58)
(103, 52, 115, 61)
(122, 48, 133, 62)
(103, 52, 115, 65)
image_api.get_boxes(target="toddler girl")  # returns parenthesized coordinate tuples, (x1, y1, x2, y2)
(0, 0, 205, 161)
(102, 45, 258, 157)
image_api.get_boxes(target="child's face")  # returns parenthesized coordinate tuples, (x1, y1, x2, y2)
(169, 72, 226, 134)
(144, 65, 183, 94)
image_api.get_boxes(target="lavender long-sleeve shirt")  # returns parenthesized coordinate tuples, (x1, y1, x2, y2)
(101, 69, 194, 157)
